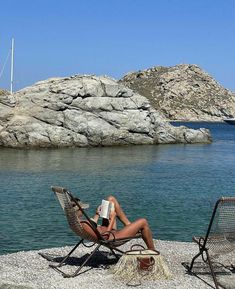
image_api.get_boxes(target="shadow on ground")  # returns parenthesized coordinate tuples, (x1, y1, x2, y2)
(39, 250, 119, 268)
(182, 261, 235, 289)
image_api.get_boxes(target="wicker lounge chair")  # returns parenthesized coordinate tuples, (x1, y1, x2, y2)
(41, 186, 141, 278)
(184, 196, 235, 289)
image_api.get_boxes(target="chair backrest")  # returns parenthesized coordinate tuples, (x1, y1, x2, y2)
(204, 197, 235, 256)
(51, 186, 101, 243)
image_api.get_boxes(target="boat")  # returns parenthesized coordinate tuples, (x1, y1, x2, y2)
(224, 118, 235, 125)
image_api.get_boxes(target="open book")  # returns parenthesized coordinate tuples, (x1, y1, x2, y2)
(99, 200, 114, 219)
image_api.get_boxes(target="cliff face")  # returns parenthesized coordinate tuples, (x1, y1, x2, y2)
(0, 89, 10, 96)
(119, 64, 235, 121)
(0, 75, 211, 148)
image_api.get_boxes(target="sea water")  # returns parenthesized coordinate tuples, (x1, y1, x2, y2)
(0, 122, 234, 255)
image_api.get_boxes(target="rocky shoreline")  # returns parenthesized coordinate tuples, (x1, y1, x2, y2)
(1, 63, 235, 148)
(0, 239, 234, 289)
(0, 75, 211, 148)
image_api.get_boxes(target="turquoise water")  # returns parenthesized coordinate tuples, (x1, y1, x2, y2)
(0, 122, 235, 255)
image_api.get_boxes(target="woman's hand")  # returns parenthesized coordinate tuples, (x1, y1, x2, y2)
(92, 205, 101, 223)
(96, 205, 101, 216)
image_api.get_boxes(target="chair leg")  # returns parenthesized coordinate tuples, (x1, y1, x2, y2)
(188, 249, 222, 289)
(206, 250, 220, 289)
(188, 250, 203, 272)
(108, 248, 121, 260)
(50, 239, 83, 268)
(63, 243, 102, 278)
(49, 242, 123, 278)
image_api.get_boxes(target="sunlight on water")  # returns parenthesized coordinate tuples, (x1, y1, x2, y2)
(0, 122, 235, 254)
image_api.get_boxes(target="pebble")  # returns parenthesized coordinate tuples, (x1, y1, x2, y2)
(0, 240, 234, 289)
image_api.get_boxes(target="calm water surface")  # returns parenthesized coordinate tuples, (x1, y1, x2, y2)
(0, 122, 235, 255)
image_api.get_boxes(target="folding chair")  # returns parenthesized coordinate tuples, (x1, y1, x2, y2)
(40, 186, 141, 278)
(184, 197, 235, 289)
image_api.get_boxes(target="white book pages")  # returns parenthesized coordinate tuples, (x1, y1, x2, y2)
(99, 199, 113, 219)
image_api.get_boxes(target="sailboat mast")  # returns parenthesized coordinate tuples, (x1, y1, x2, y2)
(10, 38, 14, 94)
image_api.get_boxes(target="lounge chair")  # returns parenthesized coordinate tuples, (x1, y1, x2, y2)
(40, 186, 141, 278)
(183, 197, 235, 289)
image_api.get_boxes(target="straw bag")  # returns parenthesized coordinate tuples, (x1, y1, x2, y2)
(130, 244, 158, 272)
(112, 244, 172, 286)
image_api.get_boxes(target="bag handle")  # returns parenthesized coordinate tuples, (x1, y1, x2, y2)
(126, 243, 160, 255)
(125, 244, 145, 255)
(131, 244, 145, 251)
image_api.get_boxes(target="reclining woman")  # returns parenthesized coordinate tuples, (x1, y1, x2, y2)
(73, 195, 156, 250)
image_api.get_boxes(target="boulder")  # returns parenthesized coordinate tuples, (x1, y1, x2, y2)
(0, 75, 211, 148)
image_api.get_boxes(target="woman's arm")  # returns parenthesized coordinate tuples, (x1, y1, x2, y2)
(92, 205, 101, 223)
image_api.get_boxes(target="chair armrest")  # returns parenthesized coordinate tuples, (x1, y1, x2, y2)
(192, 236, 200, 244)
(193, 236, 206, 248)
(101, 230, 116, 242)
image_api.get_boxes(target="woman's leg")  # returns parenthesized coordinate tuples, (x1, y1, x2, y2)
(111, 218, 155, 250)
(106, 195, 131, 226)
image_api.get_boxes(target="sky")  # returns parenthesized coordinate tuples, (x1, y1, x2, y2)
(0, 0, 235, 92)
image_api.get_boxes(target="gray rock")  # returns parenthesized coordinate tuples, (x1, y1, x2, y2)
(0, 75, 211, 148)
(119, 64, 235, 121)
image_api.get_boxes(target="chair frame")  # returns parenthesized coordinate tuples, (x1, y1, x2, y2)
(185, 197, 235, 289)
(41, 186, 141, 278)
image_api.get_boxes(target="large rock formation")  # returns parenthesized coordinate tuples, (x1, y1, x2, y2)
(0, 75, 211, 148)
(0, 89, 10, 96)
(120, 64, 235, 121)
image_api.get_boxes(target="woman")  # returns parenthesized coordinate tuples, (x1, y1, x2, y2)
(74, 195, 156, 250)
